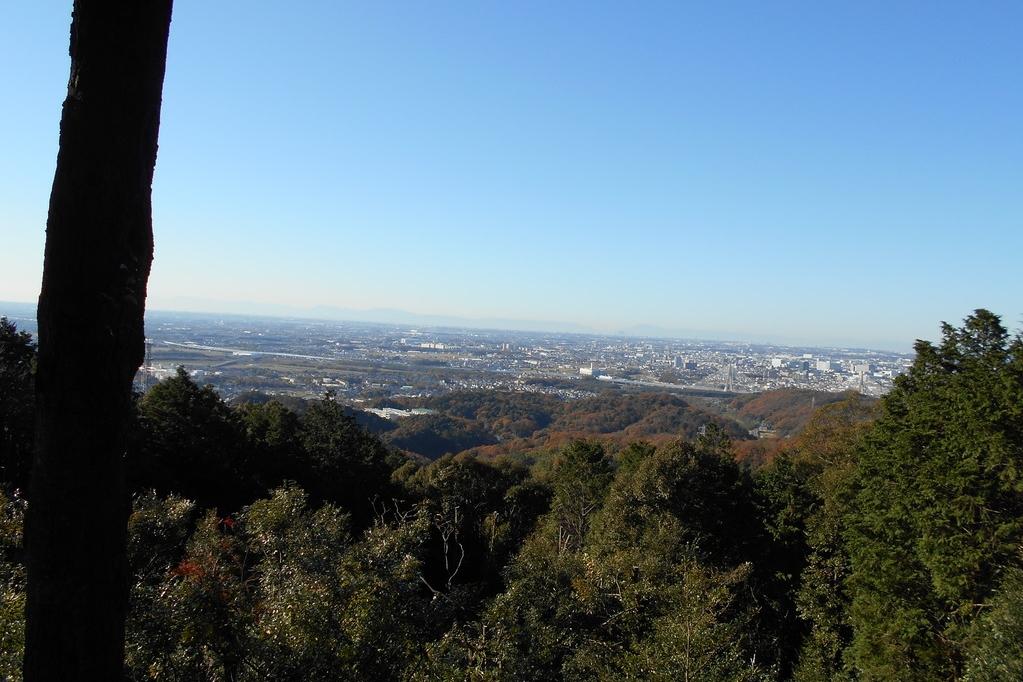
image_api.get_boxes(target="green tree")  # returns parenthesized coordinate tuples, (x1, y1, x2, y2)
(547, 440, 614, 552)
(134, 368, 254, 511)
(0, 489, 26, 681)
(236, 399, 304, 492)
(844, 310, 1023, 679)
(132, 510, 252, 680)
(124, 493, 203, 680)
(789, 396, 879, 678)
(414, 442, 613, 680)
(581, 437, 768, 678)
(771, 395, 877, 681)
(403, 454, 533, 602)
(125, 484, 438, 681)
(417, 528, 591, 681)
(0, 318, 35, 490)
(228, 485, 354, 680)
(299, 392, 397, 526)
(594, 436, 756, 568)
(962, 557, 1023, 682)
(620, 560, 768, 682)
(420, 437, 771, 681)
(753, 453, 818, 677)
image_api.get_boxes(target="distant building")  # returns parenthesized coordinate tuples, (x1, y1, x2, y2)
(815, 360, 832, 372)
(580, 363, 604, 377)
(671, 355, 698, 370)
(749, 423, 779, 439)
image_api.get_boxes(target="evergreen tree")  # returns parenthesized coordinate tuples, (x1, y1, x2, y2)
(133, 368, 254, 511)
(845, 310, 1023, 679)
(962, 556, 1023, 682)
(299, 392, 397, 526)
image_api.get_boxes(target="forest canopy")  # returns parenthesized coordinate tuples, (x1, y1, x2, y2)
(1, 310, 1021, 680)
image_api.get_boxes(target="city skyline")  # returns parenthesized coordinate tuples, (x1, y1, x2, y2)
(1, 2, 1021, 351)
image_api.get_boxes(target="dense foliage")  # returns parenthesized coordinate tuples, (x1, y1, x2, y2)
(843, 310, 1023, 679)
(0, 318, 34, 490)
(1, 310, 1021, 680)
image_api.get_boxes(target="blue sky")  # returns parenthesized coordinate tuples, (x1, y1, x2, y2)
(1, 1, 1020, 350)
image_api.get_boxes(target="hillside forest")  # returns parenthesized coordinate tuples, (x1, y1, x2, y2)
(1, 309, 1021, 680)
(332, 383, 854, 465)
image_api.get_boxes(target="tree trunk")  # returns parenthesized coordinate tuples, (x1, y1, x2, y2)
(24, 2, 173, 680)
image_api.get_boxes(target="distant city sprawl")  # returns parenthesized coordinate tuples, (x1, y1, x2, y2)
(113, 310, 907, 403)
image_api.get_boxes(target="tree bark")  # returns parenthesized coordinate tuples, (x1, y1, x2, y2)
(24, 2, 173, 679)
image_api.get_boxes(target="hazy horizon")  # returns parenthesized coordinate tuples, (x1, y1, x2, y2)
(0, 296, 977, 354)
(2, 2, 1021, 352)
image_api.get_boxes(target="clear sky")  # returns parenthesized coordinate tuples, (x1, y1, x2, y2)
(1, 2, 1020, 350)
